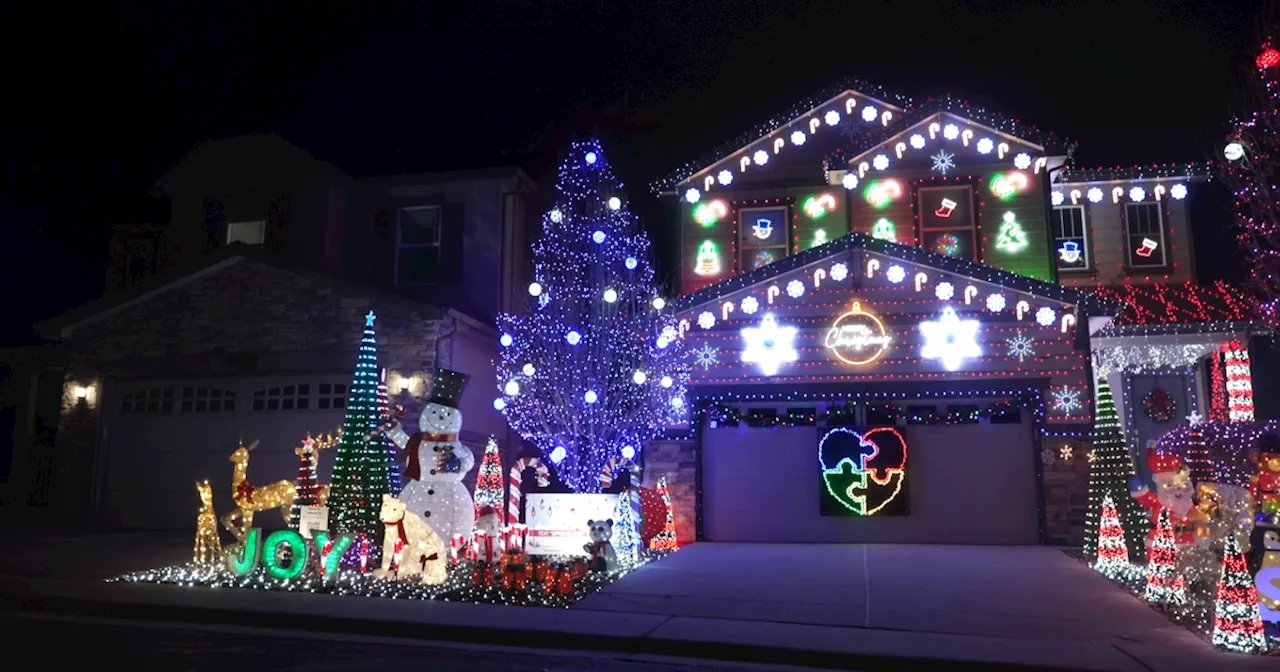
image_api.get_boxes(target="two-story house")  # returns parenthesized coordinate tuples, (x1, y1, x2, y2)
(641, 81, 1261, 547)
(2, 133, 539, 530)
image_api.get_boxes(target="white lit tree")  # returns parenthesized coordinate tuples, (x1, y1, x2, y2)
(494, 139, 686, 493)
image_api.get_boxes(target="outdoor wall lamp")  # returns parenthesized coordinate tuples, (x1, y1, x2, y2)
(72, 383, 97, 407)
(387, 371, 424, 399)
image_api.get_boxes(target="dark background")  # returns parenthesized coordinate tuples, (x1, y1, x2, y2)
(2, 0, 1264, 347)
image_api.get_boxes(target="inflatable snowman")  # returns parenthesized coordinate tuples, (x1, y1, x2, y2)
(387, 369, 476, 545)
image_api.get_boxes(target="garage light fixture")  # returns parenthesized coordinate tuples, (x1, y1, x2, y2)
(71, 383, 96, 407)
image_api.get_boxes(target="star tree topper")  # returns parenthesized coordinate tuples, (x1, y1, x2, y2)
(918, 307, 981, 371)
(740, 313, 798, 376)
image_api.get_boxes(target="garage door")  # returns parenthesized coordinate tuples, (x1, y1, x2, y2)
(701, 410, 1039, 543)
(103, 375, 357, 529)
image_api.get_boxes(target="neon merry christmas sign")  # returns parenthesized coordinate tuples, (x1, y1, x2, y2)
(823, 301, 893, 366)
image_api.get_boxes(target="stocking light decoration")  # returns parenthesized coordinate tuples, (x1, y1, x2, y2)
(1211, 535, 1268, 653)
(495, 141, 685, 493)
(1143, 510, 1186, 606)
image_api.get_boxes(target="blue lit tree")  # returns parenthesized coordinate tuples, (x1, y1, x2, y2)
(495, 140, 686, 493)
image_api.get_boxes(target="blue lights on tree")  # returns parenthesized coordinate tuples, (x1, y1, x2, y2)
(495, 139, 687, 493)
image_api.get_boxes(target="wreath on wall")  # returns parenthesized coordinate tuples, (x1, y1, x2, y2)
(1143, 387, 1176, 423)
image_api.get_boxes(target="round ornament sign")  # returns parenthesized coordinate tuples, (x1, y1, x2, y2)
(823, 301, 892, 366)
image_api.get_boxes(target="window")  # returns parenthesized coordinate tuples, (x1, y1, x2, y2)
(317, 383, 347, 410)
(251, 384, 311, 411)
(1051, 206, 1090, 271)
(917, 185, 977, 262)
(1124, 202, 1167, 268)
(396, 206, 442, 285)
(180, 387, 235, 413)
(227, 220, 265, 245)
(119, 387, 175, 414)
(738, 207, 788, 271)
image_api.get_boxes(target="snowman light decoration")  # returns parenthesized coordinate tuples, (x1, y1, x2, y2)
(387, 369, 476, 546)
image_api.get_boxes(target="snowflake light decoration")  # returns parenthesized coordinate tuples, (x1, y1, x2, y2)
(935, 281, 954, 301)
(918, 307, 981, 371)
(692, 344, 719, 370)
(786, 280, 805, 298)
(1087, 450, 1097, 464)
(1006, 330, 1035, 362)
(931, 150, 956, 174)
(697, 311, 716, 329)
(740, 314, 799, 377)
(886, 264, 906, 284)
(1059, 445, 1073, 461)
(830, 262, 849, 281)
(1050, 386, 1083, 414)
(1035, 306, 1056, 326)
(740, 296, 759, 315)
(986, 293, 1006, 312)
(1041, 446, 1056, 467)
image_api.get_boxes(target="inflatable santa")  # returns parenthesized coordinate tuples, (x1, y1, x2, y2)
(386, 369, 476, 546)
(1130, 441, 1202, 547)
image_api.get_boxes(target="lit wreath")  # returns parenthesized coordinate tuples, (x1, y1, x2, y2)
(1142, 387, 1176, 423)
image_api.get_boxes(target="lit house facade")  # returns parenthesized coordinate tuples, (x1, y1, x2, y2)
(646, 81, 1256, 545)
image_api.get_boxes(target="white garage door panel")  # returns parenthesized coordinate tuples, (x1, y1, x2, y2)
(104, 376, 352, 529)
(702, 415, 1038, 544)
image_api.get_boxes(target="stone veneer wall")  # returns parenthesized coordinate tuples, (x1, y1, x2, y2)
(1042, 437, 1094, 546)
(643, 439, 697, 545)
(51, 258, 442, 527)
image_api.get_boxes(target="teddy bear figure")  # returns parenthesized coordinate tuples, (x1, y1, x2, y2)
(1213, 484, 1256, 551)
(583, 519, 617, 573)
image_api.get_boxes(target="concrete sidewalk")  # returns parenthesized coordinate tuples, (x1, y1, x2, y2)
(0, 534, 1276, 672)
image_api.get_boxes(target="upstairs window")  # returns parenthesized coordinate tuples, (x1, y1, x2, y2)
(1051, 206, 1090, 271)
(738, 206, 789, 272)
(917, 185, 977, 262)
(227, 220, 265, 245)
(1124, 202, 1167, 268)
(396, 206, 442, 285)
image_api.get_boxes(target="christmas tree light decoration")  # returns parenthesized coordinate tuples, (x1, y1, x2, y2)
(375, 374, 403, 497)
(649, 477, 678, 551)
(1144, 510, 1187, 606)
(994, 212, 1028, 253)
(741, 313, 799, 376)
(1183, 414, 1216, 485)
(290, 430, 341, 530)
(695, 240, 722, 276)
(494, 140, 685, 494)
(474, 437, 505, 524)
(612, 490, 641, 567)
(1082, 377, 1148, 563)
(1211, 535, 1268, 653)
(327, 312, 394, 541)
(1093, 494, 1132, 580)
(918, 307, 980, 372)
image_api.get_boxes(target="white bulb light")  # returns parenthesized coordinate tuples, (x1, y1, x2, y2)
(608, 197, 621, 210)
(550, 209, 563, 223)
(1224, 142, 1245, 161)
(522, 363, 535, 376)
(492, 398, 506, 411)
(1051, 191, 1064, 206)
(584, 390, 598, 404)
(740, 296, 759, 314)
(886, 264, 905, 284)
(935, 281, 955, 301)
(1087, 187, 1104, 203)
(830, 263, 849, 282)
(1036, 306, 1056, 326)
(550, 446, 567, 464)
(566, 330, 581, 345)
(790, 130, 806, 146)
(592, 230, 606, 244)
(943, 124, 959, 140)
(504, 380, 520, 396)
(873, 154, 889, 171)
(1013, 153, 1032, 170)
(1129, 186, 1146, 202)
(652, 297, 666, 310)
(824, 110, 841, 126)
(670, 397, 684, 409)
(698, 311, 716, 329)
(500, 334, 513, 347)
(1170, 184, 1188, 200)
(585, 152, 598, 165)
(717, 170, 733, 185)
(621, 445, 636, 460)
(861, 106, 877, 122)
(976, 138, 994, 154)
(528, 282, 543, 297)
(632, 370, 647, 384)
(909, 134, 926, 149)
(660, 375, 673, 388)
(753, 150, 769, 165)
(987, 293, 1006, 313)
(786, 280, 805, 298)
(842, 173, 858, 190)
(603, 288, 618, 303)
(684, 188, 700, 204)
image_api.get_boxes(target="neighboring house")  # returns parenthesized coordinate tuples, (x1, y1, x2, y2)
(1, 134, 538, 530)
(644, 80, 1263, 546)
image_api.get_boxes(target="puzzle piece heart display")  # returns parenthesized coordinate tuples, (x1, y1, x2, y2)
(819, 427, 908, 516)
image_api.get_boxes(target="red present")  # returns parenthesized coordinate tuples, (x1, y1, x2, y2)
(484, 566, 495, 587)
(502, 570, 515, 591)
(557, 568, 574, 595)
(514, 568, 528, 591)
(572, 560, 587, 580)
(542, 566, 558, 594)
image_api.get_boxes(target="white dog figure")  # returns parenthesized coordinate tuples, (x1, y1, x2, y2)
(374, 494, 448, 586)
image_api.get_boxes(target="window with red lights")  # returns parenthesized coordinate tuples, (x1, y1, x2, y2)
(916, 185, 977, 262)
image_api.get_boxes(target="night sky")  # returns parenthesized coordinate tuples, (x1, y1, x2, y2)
(2, 0, 1264, 346)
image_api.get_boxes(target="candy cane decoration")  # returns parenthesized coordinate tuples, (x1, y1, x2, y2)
(598, 456, 642, 490)
(964, 285, 978, 305)
(895, 141, 906, 159)
(1061, 313, 1076, 334)
(359, 537, 370, 574)
(915, 272, 928, 292)
(866, 259, 880, 278)
(1016, 300, 1030, 320)
(881, 111, 893, 126)
(704, 176, 714, 191)
(814, 268, 827, 287)
(678, 319, 689, 338)
(809, 117, 821, 134)
(858, 161, 869, 178)
(1034, 157, 1046, 174)
(721, 301, 735, 321)
(845, 98, 857, 114)
(998, 142, 1009, 159)
(773, 138, 784, 154)
(740, 156, 750, 172)
(961, 129, 973, 146)
(508, 456, 551, 525)
(1112, 186, 1123, 203)
(1070, 189, 1081, 205)
(767, 285, 780, 304)
(391, 537, 406, 573)
(1154, 184, 1166, 201)
(928, 121, 940, 139)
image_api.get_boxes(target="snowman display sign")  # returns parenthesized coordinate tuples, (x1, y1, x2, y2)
(386, 369, 477, 546)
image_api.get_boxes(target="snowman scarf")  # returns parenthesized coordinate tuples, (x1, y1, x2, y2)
(400, 432, 459, 481)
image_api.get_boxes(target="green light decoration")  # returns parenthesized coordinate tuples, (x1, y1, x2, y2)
(863, 180, 902, 209)
(1081, 377, 1148, 563)
(695, 240, 721, 276)
(802, 194, 836, 219)
(225, 527, 261, 576)
(312, 531, 353, 584)
(989, 172, 1028, 201)
(811, 228, 829, 248)
(871, 218, 896, 242)
(693, 200, 726, 227)
(994, 212, 1029, 253)
(263, 530, 309, 580)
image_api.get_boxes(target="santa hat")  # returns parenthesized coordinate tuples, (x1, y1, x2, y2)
(1146, 443, 1186, 474)
(476, 505, 499, 519)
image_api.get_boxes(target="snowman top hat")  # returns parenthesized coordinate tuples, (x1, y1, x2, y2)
(428, 368, 470, 409)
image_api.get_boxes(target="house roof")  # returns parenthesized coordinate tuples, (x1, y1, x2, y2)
(1059, 162, 1215, 184)
(672, 232, 1119, 316)
(36, 244, 448, 340)
(1090, 281, 1258, 327)
(361, 166, 536, 190)
(151, 133, 351, 197)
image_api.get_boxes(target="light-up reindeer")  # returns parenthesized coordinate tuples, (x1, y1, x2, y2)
(193, 479, 221, 566)
(222, 439, 296, 543)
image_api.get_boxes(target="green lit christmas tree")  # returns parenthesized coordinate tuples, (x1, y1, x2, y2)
(1082, 375, 1149, 564)
(994, 212, 1028, 253)
(327, 311, 393, 539)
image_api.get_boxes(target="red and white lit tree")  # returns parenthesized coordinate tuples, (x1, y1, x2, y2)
(474, 437, 505, 523)
(1144, 510, 1186, 606)
(648, 476, 678, 551)
(1093, 494, 1132, 581)
(1211, 535, 1269, 654)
